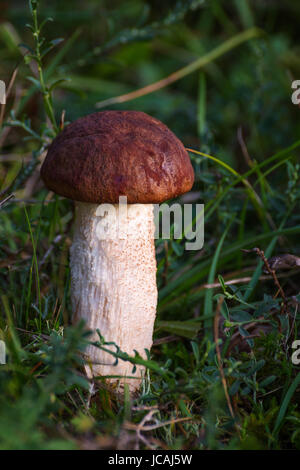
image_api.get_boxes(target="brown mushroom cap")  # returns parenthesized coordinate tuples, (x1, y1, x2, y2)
(40, 110, 194, 204)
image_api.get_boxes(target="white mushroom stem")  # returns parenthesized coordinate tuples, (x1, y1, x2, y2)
(70, 201, 157, 390)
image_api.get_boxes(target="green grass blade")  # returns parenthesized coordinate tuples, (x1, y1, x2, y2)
(273, 373, 300, 437)
(24, 206, 42, 329)
(203, 220, 232, 337)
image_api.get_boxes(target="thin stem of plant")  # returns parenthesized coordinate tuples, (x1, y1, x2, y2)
(214, 296, 241, 437)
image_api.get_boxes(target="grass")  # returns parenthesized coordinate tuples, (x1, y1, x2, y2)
(0, 0, 300, 450)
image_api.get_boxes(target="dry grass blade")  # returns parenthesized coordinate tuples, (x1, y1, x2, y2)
(237, 125, 254, 168)
(0, 193, 14, 209)
(242, 247, 288, 313)
(96, 28, 262, 108)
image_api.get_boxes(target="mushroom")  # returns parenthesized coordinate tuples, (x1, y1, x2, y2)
(40, 110, 194, 390)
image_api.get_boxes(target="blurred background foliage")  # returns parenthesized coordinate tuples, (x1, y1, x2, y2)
(0, 0, 300, 450)
(2, 0, 300, 160)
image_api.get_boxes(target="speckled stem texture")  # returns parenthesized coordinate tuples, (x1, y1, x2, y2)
(70, 202, 157, 391)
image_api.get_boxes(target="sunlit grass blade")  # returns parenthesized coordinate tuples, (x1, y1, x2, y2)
(188, 148, 274, 226)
